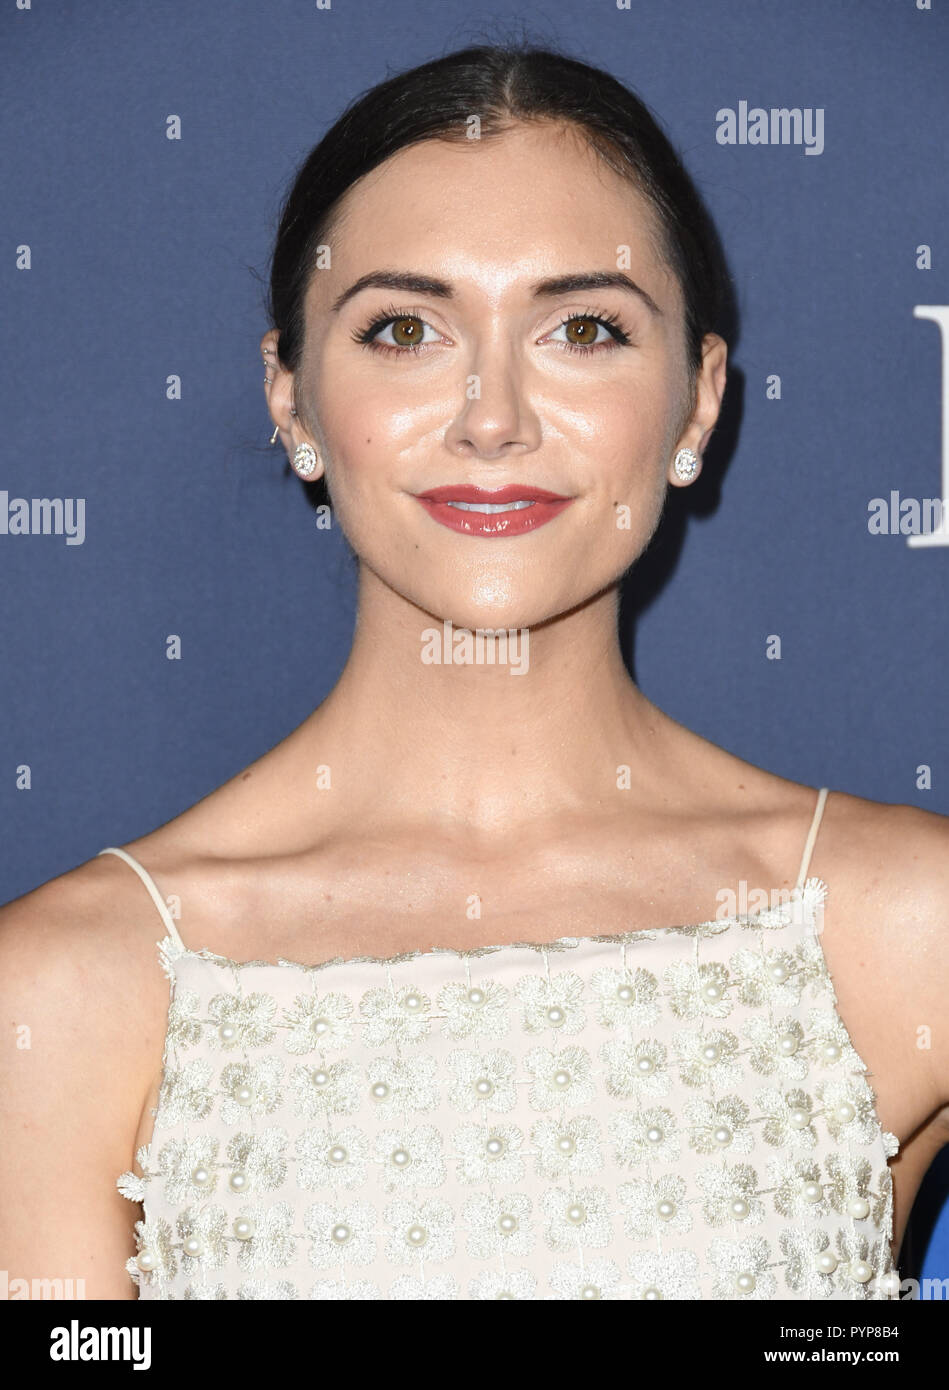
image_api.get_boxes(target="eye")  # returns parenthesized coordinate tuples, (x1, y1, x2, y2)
(546, 312, 631, 354)
(352, 310, 442, 355)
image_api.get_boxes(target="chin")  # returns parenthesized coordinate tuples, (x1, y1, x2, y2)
(410, 580, 561, 631)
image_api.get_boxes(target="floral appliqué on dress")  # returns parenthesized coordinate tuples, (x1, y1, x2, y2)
(115, 879, 901, 1301)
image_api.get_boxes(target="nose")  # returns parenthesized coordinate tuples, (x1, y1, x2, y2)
(443, 341, 542, 461)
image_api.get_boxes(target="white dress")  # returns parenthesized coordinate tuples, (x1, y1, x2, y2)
(100, 786, 901, 1300)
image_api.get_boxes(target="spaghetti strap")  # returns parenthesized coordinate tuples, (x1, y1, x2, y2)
(794, 786, 829, 892)
(97, 846, 188, 952)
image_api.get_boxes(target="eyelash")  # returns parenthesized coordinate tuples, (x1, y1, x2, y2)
(350, 303, 633, 356)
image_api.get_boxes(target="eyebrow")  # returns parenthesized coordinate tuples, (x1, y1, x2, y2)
(330, 269, 662, 317)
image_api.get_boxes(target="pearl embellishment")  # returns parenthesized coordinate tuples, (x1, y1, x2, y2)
(120, 863, 898, 1302)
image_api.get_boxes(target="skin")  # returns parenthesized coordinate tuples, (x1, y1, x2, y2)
(1, 121, 947, 1299)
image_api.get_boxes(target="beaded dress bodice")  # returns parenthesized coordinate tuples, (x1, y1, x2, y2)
(100, 788, 902, 1301)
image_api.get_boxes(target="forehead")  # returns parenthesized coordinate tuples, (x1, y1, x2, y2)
(309, 121, 676, 310)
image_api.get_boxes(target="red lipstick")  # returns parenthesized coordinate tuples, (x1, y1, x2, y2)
(413, 484, 575, 538)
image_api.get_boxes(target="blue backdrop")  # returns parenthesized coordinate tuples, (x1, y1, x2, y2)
(2, 0, 947, 1290)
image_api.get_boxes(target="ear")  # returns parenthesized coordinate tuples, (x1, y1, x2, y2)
(261, 329, 296, 448)
(667, 334, 728, 486)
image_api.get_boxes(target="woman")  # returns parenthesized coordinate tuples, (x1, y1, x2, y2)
(2, 43, 947, 1301)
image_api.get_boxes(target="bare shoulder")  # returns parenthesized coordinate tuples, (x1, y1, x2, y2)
(815, 788, 949, 916)
(0, 852, 176, 1297)
(0, 849, 174, 1116)
(0, 850, 174, 1001)
(811, 789, 949, 1116)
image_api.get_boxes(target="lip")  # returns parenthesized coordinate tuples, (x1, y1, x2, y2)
(413, 483, 575, 538)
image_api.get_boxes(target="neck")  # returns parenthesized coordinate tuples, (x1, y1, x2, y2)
(290, 566, 676, 841)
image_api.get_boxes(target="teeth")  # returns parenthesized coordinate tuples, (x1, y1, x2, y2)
(444, 500, 536, 513)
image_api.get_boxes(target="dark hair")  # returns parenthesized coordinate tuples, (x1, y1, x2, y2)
(268, 41, 728, 432)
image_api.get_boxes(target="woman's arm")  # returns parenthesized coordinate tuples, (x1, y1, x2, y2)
(0, 862, 170, 1301)
(898, 804, 949, 1127)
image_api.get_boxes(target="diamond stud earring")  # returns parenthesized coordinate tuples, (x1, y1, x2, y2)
(292, 442, 319, 479)
(673, 447, 699, 482)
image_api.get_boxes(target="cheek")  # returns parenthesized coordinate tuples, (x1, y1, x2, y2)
(578, 399, 671, 563)
(310, 390, 424, 571)
(312, 397, 384, 521)
(591, 389, 670, 496)
(315, 366, 427, 492)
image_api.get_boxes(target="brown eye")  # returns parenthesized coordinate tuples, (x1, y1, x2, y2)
(390, 316, 425, 346)
(564, 316, 600, 345)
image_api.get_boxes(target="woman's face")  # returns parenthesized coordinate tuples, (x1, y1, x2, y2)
(287, 121, 725, 631)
